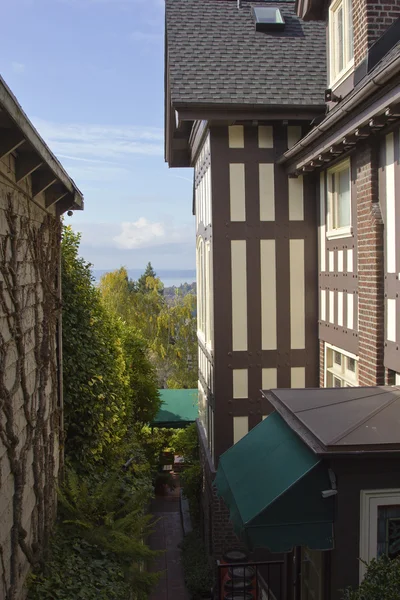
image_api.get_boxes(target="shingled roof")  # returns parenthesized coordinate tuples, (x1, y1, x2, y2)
(165, 0, 327, 108)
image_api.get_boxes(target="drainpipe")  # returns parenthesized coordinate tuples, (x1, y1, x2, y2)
(279, 52, 400, 165)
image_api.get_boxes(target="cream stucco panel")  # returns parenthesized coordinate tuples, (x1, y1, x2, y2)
(290, 239, 305, 349)
(229, 163, 246, 221)
(260, 240, 277, 350)
(259, 163, 275, 221)
(231, 240, 248, 351)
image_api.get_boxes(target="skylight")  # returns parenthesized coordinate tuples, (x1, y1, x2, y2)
(252, 6, 285, 32)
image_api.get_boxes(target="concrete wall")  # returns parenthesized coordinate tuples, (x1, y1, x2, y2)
(0, 153, 61, 599)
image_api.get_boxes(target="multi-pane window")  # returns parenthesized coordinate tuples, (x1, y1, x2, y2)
(325, 345, 358, 387)
(327, 160, 351, 237)
(377, 505, 400, 559)
(329, 0, 354, 85)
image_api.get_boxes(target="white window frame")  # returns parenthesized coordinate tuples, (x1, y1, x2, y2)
(324, 343, 358, 388)
(359, 489, 400, 582)
(326, 159, 352, 239)
(329, 0, 354, 89)
(196, 236, 205, 341)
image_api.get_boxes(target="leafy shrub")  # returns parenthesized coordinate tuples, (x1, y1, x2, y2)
(342, 555, 400, 600)
(172, 424, 199, 462)
(180, 464, 202, 526)
(28, 533, 130, 600)
(180, 530, 213, 600)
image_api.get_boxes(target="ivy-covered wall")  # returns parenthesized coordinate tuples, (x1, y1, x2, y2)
(0, 153, 62, 600)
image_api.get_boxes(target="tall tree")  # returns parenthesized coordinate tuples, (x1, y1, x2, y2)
(62, 228, 160, 468)
(136, 262, 162, 295)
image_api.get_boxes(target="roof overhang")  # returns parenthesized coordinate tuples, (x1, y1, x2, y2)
(0, 76, 83, 214)
(263, 386, 400, 456)
(280, 43, 400, 174)
(165, 101, 326, 168)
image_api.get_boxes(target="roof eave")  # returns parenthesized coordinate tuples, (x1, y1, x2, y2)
(0, 76, 83, 213)
(280, 46, 400, 173)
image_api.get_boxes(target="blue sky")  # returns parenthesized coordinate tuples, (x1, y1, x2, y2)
(1, 0, 195, 271)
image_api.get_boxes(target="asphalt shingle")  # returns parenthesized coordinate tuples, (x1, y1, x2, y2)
(166, 0, 327, 108)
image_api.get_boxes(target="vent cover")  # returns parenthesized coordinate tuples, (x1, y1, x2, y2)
(252, 6, 285, 32)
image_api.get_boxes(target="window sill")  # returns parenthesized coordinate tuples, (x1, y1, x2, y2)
(326, 226, 352, 240)
(329, 60, 354, 92)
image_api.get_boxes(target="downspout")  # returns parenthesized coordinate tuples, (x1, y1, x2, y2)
(279, 52, 400, 164)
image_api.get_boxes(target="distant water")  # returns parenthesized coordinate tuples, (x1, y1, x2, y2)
(92, 269, 196, 288)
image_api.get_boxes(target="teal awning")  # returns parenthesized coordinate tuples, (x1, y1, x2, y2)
(214, 412, 334, 552)
(152, 389, 198, 428)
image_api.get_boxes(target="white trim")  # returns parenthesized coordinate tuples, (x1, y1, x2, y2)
(320, 172, 326, 272)
(326, 159, 352, 238)
(324, 342, 358, 388)
(359, 489, 400, 582)
(328, 0, 354, 88)
(326, 226, 353, 240)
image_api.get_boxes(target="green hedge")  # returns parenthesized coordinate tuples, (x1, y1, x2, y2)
(180, 530, 213, 599)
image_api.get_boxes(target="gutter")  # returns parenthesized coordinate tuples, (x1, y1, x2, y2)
(279, 50, 400, 165)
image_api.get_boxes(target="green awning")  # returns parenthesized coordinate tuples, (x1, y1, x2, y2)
(152, 389, 198, 428)
(214, 412, 334, 552)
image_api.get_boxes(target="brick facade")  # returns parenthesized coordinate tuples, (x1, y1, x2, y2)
(355, 142, 385, 386)
(353, 0, 400, 66)
(197, 422, 240, 561)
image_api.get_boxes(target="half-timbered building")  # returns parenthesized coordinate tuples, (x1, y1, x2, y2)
(165, 0, 400, 598)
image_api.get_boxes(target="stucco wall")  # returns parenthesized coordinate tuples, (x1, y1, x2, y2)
(0, 153, 61, 599)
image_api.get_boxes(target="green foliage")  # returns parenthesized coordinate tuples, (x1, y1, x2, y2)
(138, 427, 177, 471)
(98, 265, 197, 388)
(173, 424, 202, 525)
(61, 228, 160, 469)
(180, 530, 213, 600)
(180, 464, 202, 526)
(136, 262, 159, 295)
(172, 424, 199, 462)
(58, 467, 155, 565)
(61, 227, 128, 468)
(27, 533, 131, 600)
(121, 325, 161, 426)
(342, 556, 400, 600)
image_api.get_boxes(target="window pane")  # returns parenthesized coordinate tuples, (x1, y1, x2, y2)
(337, 6, 344, 73)
(334, 351, 342, 366)
(377, 505, 400, 559)
(347, 357, 356, 372)
(338, 168, 351, 228)
(334, 377, 342, 388)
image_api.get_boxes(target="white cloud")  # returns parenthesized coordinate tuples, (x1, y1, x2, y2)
(31, 118, 164, 164)
(12, 62, 25, 73)
(70, 219, 194, 251)
(114, 218, 165, 249)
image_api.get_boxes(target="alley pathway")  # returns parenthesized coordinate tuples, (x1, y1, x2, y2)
(148, 477, 189, 600)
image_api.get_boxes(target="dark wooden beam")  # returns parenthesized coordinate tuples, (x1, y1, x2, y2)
(45, 183, 69, 208)
(0, 129, 25, 160)
(369, 116, 386, 130)
(15, 152, 43, 183)
(55, 193, 75, 216)
(31, 169, 57, 198)
(355, 126, 370, 139)
(385, 104, 400, 120)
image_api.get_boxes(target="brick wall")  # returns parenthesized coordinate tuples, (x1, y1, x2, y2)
(0, 154, 61, 599)
(353, 0, 400, 66)
(319, 339, 325, 388)
(356, 142, 385, 386)
(197, 421, 240, 562)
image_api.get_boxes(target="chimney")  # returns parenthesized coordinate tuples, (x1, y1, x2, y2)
(353, 0, 400, 66)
